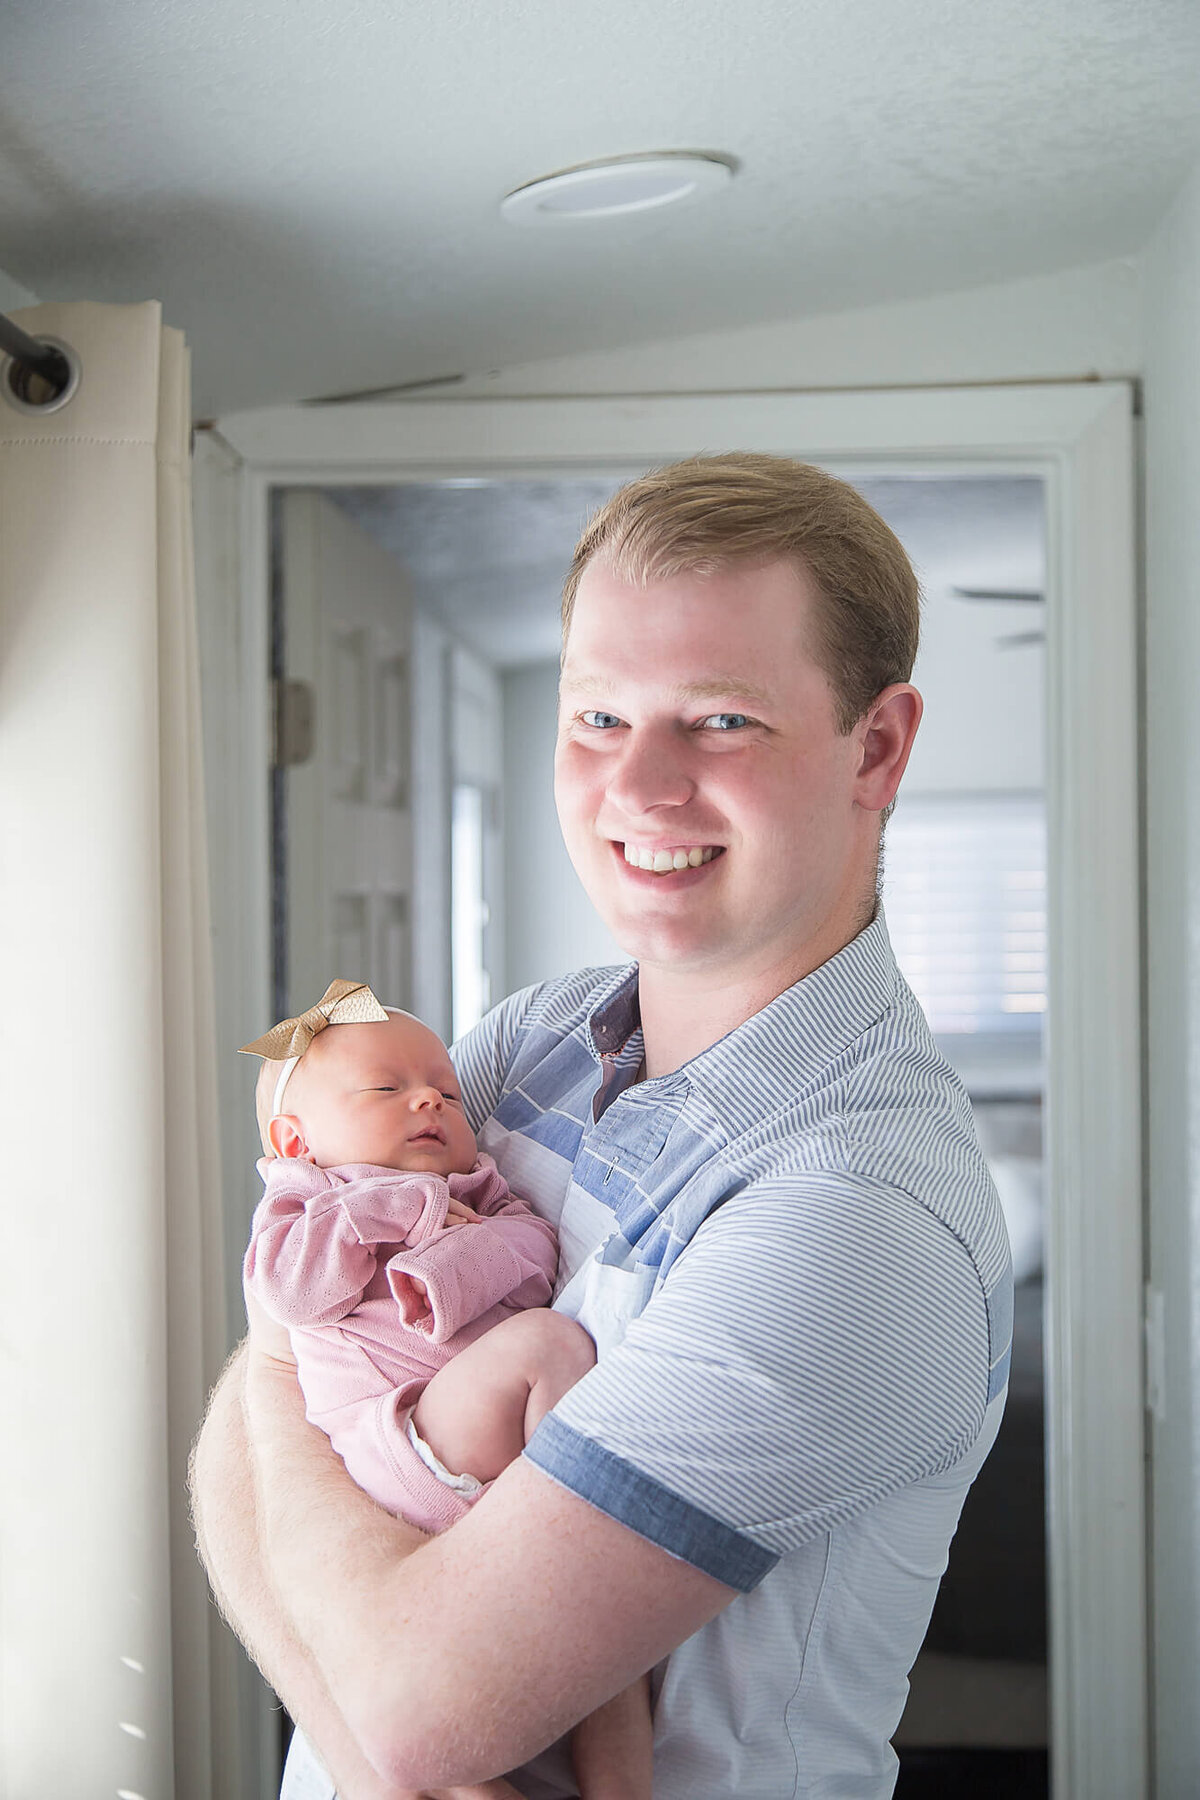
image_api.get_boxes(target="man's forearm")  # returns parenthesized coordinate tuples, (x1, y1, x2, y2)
(237, 1341, 455, 1780)
(189, 1343, 419, 1800)
(241, 1341, 432, 1640)
(204, 1336, 731, 1791)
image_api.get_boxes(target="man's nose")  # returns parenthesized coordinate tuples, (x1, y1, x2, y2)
(606, 726, 695, 814)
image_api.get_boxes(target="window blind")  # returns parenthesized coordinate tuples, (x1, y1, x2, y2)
(883, 791, 1046, 1039)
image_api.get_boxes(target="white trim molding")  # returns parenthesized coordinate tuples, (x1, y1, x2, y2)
(191, 430, 283, 1800)
(201, 383, 1145, 1800)
(1039, 390, 1145, 1799)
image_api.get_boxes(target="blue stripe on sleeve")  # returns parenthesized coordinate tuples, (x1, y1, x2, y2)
(525, 1411, 778, 1593)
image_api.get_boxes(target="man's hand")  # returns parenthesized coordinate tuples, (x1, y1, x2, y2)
(244, 1285, 298, 1361)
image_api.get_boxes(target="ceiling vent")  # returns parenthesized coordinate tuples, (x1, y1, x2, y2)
(501, 152, 736, 225)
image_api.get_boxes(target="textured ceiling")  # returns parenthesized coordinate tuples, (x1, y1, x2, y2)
(333, 479, 626, 666)
(330, 472, 1044, 667)
(3, 0, 1196, 415)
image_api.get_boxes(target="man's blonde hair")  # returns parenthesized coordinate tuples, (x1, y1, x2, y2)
(562, 453, 920, 732)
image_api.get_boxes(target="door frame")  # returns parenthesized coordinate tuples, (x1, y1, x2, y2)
(196, 383, 1145, 1800)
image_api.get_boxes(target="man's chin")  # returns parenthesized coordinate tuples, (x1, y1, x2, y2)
(601, 912, 734, 974)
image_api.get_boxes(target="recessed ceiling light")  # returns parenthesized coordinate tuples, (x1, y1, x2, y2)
(501, 152, 736, 225)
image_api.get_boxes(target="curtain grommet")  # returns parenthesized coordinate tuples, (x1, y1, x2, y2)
(1, 334, 81, 416)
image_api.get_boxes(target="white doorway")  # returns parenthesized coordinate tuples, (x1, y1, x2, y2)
(196, 384, 1143, 1800)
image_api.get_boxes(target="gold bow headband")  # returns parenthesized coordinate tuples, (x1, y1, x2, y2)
(240, 979, 391, 1115)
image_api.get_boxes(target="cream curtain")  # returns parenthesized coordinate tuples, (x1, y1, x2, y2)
(0, 303, 227, 1797)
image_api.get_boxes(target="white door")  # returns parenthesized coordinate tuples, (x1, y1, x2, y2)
(279, 489, 414, 1014)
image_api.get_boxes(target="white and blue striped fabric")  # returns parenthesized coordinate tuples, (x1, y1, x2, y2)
(280, 911, 1011, 1800)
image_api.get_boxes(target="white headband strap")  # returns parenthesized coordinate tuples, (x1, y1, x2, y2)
(272, 1056, 301, 1119)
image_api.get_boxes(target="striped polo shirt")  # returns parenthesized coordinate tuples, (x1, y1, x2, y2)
(459, 911, 1012, 1800)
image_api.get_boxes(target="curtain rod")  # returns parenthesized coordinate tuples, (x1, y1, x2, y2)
(0, 310, 73, 401)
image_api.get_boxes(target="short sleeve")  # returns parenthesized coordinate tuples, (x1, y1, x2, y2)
(524, 1174, 991, 1591)
(451, 984, 541, 1134)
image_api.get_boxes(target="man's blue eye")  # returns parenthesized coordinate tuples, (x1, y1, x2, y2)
(581, 710, 621, 729)
(702, 712, 750, 730)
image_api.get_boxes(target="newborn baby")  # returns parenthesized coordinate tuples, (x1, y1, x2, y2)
(242, 981, 651, 1800)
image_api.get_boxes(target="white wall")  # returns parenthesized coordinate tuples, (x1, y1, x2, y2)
(459, 258, 1140, 396)
(450, 642, 506, 1015)
(410, 610, 453, 1042)
(0, 269, 38, 312)
(1142, 160, 1200, 1797)
(902, 576, 1044, 795)
(502, 661, 625, 993)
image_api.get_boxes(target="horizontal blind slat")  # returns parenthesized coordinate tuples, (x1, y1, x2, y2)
(884, 793, 1046, 1038)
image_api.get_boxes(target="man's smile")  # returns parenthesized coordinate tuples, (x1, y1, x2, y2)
(619, 841, 724, 874)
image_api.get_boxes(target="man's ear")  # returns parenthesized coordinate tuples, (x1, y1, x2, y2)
(853, 683, 923, 812)
(267, 1114, 314, 1161)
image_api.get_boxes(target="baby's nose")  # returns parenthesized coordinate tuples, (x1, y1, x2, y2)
(410, 1085, 443, 1109)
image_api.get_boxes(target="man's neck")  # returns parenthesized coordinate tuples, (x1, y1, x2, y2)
(637, 907, 875, 1079)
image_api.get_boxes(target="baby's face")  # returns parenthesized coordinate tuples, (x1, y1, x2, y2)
(284, 1012, 477, 1178)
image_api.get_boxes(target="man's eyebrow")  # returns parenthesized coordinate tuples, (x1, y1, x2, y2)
(559, 671, 776, 707)
(670, 678, 775, 707)
(557, 670, 618, 698)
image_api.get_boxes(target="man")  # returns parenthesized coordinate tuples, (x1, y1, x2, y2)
(192, 453, 1011, 1799)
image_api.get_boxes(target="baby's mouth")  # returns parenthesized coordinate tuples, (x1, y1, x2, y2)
(409, 1125, 446, 1146)
(620, 842, 724, 874)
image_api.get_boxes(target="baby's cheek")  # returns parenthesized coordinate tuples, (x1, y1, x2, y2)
(456, 1120, 480, 1167)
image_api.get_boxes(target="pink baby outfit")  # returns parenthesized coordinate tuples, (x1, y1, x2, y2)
(244, 1154, 558, 1531)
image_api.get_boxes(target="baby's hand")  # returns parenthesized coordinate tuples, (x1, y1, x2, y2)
(444, 1196, 481, 1226)
(392, 1272, 432, 1325)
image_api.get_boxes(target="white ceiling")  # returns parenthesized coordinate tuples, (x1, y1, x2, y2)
(3, 1, 1197, 416)
(333, 477, 628, 666)
(330, 471, 1044, 668)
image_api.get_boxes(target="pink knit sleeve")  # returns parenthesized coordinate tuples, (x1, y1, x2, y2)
(384, 1164, 558, 1343)
(243, 1159, 448, 1327)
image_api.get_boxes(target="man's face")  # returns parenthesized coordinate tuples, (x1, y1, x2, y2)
(285, 1013, 478, 1177)
(554, 557, 876, 990)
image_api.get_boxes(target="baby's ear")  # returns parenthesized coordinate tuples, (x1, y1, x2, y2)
(268, 1115, 313, 1161)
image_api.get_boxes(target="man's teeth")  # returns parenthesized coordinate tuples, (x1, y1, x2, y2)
(622, 844, 718, 873)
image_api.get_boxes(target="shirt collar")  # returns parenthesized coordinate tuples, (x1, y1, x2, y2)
(586, 963, 641, 1060)
(586, 910, 903, 1123)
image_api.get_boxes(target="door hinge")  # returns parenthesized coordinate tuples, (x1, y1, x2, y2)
(1144, 1283, 1166, 1424)
(272, 678, 315, 768)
